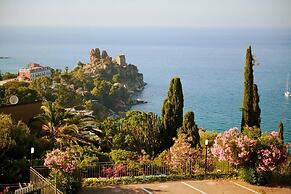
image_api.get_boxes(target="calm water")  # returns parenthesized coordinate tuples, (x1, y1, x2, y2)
(0, 27, 290, 143)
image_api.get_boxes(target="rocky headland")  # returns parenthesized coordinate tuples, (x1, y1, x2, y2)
(74, 48, 146, 118)
(84, 48, 145, 93)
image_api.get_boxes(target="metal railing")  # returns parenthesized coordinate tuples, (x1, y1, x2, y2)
(30, 167, 63, 194)
(15, 185, 35, 194)
(80, 160, 233, 179)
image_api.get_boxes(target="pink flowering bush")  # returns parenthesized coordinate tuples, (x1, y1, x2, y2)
(101, 166, 113, 178)
(44, 148, 77, 174)
(44, 148, 80, 193)
(159, 133, 202, 173)
(211, 128, 257, 166)
(211, 127, 288, 185)
(101, 164, 127, 178)
(257, 132, 288, 172)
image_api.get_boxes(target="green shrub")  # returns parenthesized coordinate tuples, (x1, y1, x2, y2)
(51, 170, 81, 194)
(238, 168, 257, 184)
(238, 167, 270, 185)
(110, 149, 138, 164)
(199, 130, 217, 147)
(242, 126, 261, 139)
(82, 173, 238, 187)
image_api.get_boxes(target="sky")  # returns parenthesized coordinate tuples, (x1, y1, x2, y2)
(0, 0, 291, 28)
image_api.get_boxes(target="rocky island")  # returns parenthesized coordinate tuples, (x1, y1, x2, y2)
(85, 48, 145, 93)
(68, 48, 146, 118)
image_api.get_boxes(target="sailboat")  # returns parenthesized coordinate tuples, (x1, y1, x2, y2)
(285, 74, 291, 97)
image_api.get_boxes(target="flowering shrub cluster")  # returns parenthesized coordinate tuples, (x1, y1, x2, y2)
(211, 128, 288, 173)
(170, 134, 202, 166)
(159, 133, 202, 171)
(257, 132, 288, 172)
(101, 166, 113, 178)
(211, 128, 256, 166)
(44, 148, 81, 193)
(101, 164, 127, 178)
(44, 148, 77, 174)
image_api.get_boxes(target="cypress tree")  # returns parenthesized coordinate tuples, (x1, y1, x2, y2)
(252, 84, 261, 128)
(241, 46, 254, 131)
(179, 111, 200, 148)
(241, 46, 261, 132)
(278, 121, 284, 143)
(161, 77, 184, 149)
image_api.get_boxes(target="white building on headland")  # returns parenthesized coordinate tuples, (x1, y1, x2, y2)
(18, 63, 52, 81)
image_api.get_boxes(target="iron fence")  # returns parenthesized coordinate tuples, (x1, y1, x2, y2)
(80, 160, 233, 179)
(14, 185, 35, 194)
(29, 167, 63, 194)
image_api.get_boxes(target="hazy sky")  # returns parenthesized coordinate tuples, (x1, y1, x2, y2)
(0, 0, 290, 28)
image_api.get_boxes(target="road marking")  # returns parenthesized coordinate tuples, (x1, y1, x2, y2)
(181, 182, 208, 194)
(141, 187, 153, 194)
(230, 181, 260, 194)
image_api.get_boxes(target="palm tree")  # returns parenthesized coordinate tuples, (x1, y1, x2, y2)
(32, 101, 102, 147)
(62, 114, 103, 147)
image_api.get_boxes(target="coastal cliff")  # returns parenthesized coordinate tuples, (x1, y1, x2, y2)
(84, 48, 145, 93)
(67, 48, 146, 118)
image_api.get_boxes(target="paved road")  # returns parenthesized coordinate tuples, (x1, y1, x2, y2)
(79, 180, 291, 194)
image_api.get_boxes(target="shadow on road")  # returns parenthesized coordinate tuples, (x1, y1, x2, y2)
(79, 185, 144, 194)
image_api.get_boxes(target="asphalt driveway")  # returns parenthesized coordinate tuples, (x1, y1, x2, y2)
(79, 180, 291, 194)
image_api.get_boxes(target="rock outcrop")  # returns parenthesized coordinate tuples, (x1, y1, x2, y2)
(90, 48, 100, 63)
(84, 48, 145, 92)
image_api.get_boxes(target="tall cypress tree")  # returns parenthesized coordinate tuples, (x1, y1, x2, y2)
(241, 46, 261, 132)
(161, 77, 184, 149)
(179, 111, 200, 148)
(241, 46, 254, 131)
(278, 121, 284, 143)
(252, 84, 261, 128)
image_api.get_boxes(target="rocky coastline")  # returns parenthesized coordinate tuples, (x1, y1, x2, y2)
(84, 48, 145, 93)
(81, 48, 147, 117)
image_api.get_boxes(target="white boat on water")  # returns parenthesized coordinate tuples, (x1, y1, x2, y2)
(285, 74, 291, 97)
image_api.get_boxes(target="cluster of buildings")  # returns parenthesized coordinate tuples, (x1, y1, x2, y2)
(0, 63, 53, 86)
(18, 63, 52, 81)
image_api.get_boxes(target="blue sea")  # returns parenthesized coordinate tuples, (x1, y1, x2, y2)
(0, 27, 291, 144)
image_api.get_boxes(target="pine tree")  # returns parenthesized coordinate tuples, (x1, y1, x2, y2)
(161, 77, 184, 149)
(179, 111, 200, 148)
(278, 121, 284, 143)
(241, 46, 261, 132)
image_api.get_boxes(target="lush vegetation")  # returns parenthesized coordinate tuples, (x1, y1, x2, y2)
(0, 114, 42, 183)
(212, 127, 288, 185)
(0, 72, 18, 81)
(0, 47, 290, 193)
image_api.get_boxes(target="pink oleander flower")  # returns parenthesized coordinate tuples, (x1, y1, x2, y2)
(270, 131, 279, 137)
(211, 128, 257, 166)
(212, 128, 288, 173)
(44, 148, 77, 174)
(257, 132, 288, 172)
(166, 133, 202, 168)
